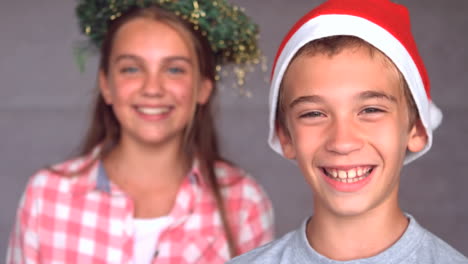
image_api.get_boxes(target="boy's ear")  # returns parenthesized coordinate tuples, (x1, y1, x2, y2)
(276, 123, 296, 160)
(99, 71, 113, 105)
(407, 119, 428, 153)
(196, 78, 213, 105)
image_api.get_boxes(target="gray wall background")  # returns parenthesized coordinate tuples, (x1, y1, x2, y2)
(1, 0, 467, 259)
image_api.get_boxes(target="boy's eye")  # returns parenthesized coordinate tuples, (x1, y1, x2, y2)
(299, 111, 325, 118)
(361, 107, 385, 114)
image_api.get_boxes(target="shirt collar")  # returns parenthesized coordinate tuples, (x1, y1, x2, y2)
(67, 141, 212, 199)
(96, 161, 111, 193)
(293, 214, 425, 263)
(69, 145, 212, 226)
(72, 145, 209, 194)
(66, 145, 119, 195)
(188, 157, 209, 188)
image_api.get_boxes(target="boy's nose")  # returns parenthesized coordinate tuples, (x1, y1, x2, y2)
(325, 120, 364, 155)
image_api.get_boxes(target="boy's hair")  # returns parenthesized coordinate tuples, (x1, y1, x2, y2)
(276, 36, 419, 136)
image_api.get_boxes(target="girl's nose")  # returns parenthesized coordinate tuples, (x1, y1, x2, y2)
(142, 72, 164, 97)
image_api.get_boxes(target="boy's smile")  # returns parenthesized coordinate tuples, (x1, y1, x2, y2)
(277, 46, 427, 217)
(321, 165, 375, 192)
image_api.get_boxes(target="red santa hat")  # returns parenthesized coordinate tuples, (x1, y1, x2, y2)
(268, 0, 442, 164)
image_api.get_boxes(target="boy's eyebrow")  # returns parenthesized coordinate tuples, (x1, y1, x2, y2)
(358, 90, 397, 103)
(288, 91, 397, 109)
(289, 95, 325, 109)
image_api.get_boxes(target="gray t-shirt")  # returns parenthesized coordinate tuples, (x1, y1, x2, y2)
(228, 215, 468, 264)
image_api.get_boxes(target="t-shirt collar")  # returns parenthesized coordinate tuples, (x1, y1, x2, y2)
(295, 213, 425, 263)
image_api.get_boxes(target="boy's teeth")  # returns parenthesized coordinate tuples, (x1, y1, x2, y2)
(137, 107, 170, 115)
(331, 170, 338, 178)
(335, 175, 368, 183)
(338, 170, 347, 179)
(325, 166, 372, 180)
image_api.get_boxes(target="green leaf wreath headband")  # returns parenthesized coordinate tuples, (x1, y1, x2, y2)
(75, 0, 265, 95)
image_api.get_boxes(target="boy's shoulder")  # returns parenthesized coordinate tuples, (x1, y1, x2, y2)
(228, 215, 468, 264)
(228, 220, 306, 264)
(415, 221, 468, 263)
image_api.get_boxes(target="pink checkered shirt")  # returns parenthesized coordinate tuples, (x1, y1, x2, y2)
(7, 147, 274, 263)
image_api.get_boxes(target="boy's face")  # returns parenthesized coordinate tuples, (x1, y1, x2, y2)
(277, 46, 427, 217)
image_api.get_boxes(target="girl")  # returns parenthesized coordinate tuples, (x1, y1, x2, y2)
(7, 2, 273, 263)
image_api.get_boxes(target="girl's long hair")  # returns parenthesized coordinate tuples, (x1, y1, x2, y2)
(77, 5, 238, 257)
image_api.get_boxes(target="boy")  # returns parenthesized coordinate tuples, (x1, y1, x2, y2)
(229, 0, 468, 263)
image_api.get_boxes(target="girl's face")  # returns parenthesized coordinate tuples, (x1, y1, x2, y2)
(99, 18, 213, 148)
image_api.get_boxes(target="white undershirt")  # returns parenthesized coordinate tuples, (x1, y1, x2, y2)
(131, 216, 172, 264)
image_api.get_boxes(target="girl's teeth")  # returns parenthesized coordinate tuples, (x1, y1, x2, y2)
(348, 169, 356, 178)
(137, 107, 169, 115)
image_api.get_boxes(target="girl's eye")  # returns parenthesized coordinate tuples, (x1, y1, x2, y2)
(299, 111, 325, 119)
(120, 66, 139, 74)
(167, 66, 186, 75)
